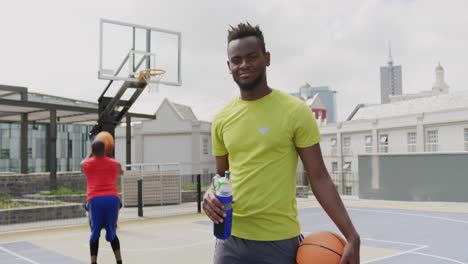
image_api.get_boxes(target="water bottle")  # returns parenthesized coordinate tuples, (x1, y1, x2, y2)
(214, 171, 233, 240)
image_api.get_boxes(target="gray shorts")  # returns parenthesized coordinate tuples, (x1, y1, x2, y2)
(214, 235, 303, 264)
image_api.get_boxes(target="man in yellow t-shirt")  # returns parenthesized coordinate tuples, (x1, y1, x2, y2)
(203, 22, 360, 264)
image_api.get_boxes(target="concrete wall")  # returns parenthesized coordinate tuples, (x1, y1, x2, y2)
(0, 172, 85, 197)
(0, 203, 85, 224)
(359, 153, 468, 202)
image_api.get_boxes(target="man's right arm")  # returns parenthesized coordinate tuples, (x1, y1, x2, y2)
(203, 155, 229, 224)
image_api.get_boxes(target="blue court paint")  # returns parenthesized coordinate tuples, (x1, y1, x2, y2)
(0, 241, 84, 264)
(298, 206, 468, 263)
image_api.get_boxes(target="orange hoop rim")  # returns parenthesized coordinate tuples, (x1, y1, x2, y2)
(138, 68, 166, 82)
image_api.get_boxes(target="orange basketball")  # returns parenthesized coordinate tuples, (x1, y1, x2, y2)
(296, 231, 346, 264)
(94, 131, 114, 154)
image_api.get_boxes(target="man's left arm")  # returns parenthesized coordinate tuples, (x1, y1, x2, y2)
(297, 144, 360, 264)
(80, 160, 85, 174)
(116, 162, 124, 177)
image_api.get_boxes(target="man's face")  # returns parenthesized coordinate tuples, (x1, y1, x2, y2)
(227, 36, 270, 91)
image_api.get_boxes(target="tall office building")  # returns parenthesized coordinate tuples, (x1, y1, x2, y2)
(380, 43, 402, 103)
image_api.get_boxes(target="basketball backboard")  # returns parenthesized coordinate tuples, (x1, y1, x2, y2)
(98, 19, 182, 86)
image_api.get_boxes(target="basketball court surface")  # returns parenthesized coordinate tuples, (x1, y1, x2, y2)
(0, 197, 467, 264)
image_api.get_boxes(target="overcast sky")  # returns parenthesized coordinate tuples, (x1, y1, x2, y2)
(1, 0, 467, 122)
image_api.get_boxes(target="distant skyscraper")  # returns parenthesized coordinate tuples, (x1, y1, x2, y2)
(380, 43, 402, 103)
(298, 84, 337, 123)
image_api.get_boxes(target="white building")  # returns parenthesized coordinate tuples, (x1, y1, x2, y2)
(115, 98, 215, 176)
(320, 90, 468, 195)
(390, 63, 450, 102)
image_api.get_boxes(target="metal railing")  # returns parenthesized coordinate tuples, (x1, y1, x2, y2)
(0, 165, 360, 233)
(295, 171, 359, 196)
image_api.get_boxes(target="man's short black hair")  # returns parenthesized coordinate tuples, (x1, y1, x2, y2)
(228, 22, 266, 53)
(92, 140, 105, 157)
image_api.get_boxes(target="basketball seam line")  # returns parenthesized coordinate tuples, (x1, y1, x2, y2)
(330, 232, 346, 247)
(299, 243, 343, 257)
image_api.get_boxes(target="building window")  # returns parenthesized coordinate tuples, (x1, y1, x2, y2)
(1, 149, 10, 159)
(35, 140, 45, 159)
(343, 162, 351, 174)
(331, 162, 338, 175)
(464, 128, 468, 152)
(407, 132, 417, 152)
(343, 137, 352, 156)
(81, 134, 88, 158)
(365, 136, 372, 153)
(330, 138, 337, 156)
(379, 135, 388, 153)
(27, 148, 32, 159)
(68, 139, 73, 158)
(202, 137, 209, 155)
(425, 129, 439, 152)
(345, 186, 353, 195)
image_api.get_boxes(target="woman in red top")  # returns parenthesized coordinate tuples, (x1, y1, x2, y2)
(81, 140, 123, 264)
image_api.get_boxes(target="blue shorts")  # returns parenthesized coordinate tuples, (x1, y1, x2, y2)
(88, 196, 120, 243)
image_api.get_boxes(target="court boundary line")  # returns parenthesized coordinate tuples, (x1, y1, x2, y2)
(361, 244, 428, 263)
(348, 208, 468, 224)
(410, 252, 467, 264)
(0, 245, 41, 264)
(360, 237, 466, 263)
(348, 208, 468, 263)
(85, 227, 215, 253)
(87, 239, 215, 252)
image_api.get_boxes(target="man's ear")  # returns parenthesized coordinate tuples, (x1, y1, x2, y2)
(265, 52, 271, 67)
(227, 61, 232, 74)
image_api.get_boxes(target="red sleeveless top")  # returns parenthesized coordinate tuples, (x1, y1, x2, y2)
(82, 156, 119, 201)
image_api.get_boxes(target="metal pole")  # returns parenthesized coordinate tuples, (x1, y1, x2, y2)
(20, 90, 28, 173)
(197, 174, 201, 213)
(49, 110, 57, 190)
(126, 115, 131, 168)
(160, 165, 163, 206)
(146, 29, 151, 69)
(66, 126, 70, 171)
(20, 113, 28, 173)
(137, 178, 143, 217)
(132, 27, 136, 74)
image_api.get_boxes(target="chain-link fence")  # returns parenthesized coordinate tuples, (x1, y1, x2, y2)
(0, 164, 359, 233)
(120, 163, 198, 219)
(295, 171, 359, 197)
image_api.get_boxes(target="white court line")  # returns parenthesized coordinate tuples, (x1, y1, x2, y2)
(362, 237, 427, 247)
(95, 228, 215, 252)
(361, 238, 467, 264)
(410, 252, 467, 264)
(0, 246, 40, 264)
(87, 227, 214, 252)
(361, 245, 428, 263)
(86, 239, 215, 252)
(348, 208, 468, 224)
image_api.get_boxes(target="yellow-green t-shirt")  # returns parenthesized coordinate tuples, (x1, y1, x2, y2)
(211, 89, 321, 241)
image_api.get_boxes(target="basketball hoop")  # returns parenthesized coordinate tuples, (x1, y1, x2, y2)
(138, 68, 166, 93)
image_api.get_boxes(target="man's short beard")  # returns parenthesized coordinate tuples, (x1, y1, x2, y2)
(234, 71, 265, 91)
